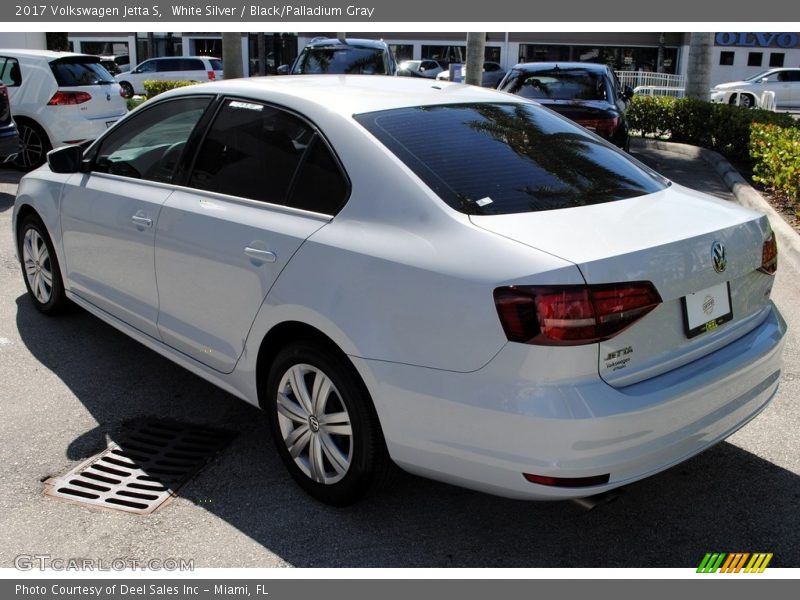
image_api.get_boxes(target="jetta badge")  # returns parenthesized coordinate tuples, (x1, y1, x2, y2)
(711, 241, 727, 273)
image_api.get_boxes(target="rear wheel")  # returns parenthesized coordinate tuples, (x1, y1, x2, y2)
(119, 81, 134, 99)
(17, 214, 69, 315)
(13, 121, 50, 170)
(265, 341, 392, 506)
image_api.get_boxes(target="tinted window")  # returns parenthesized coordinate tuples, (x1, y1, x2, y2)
(156, 58, 182, 72)
(208, 59, 222, 70)
(92, 97, 211, 183)
(137, 60, 157, 73)
(502, 68, 609, 101)
(293, 47, 386, 74)
(355, 103, 666, 215)
(50, 58, 114, 86)
(287, 138, 348, 214)
(178, 58, 204, 71)
(0, 57, 21, 86)
(189, 99, 314, 205)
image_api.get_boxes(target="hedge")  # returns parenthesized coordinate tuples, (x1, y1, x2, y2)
(142, 79, 201, 98)
(749, 123, 800, 203)
(627, 96, 795, 162)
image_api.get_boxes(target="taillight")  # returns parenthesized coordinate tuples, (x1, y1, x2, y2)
(207, 70, 216, 80)
(576, 116, 620, 135)
(48, 91, 92, 105)
(760, 232, 778, 275)
(494, 282, 661, 346)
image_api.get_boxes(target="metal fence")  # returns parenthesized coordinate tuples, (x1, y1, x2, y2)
(615, 71, 686, 90)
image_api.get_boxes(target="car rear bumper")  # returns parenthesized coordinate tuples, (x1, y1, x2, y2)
(354, 302, 786, 500)
(44, 111, 125, 146)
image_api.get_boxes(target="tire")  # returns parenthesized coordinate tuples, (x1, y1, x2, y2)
(119, 81, 134, 99)
(741, 94, 755, 109)
(13, 121, 51, 170)
(265, 341, 392, 506)
(17, 214, 69, 315)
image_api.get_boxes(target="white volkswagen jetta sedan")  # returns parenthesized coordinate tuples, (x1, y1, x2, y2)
(13, 76, 786, 506)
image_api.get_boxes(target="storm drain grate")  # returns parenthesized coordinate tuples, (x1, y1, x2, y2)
(44, 419, 235, 514)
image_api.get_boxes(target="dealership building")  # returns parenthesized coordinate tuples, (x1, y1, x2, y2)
(60, 31, 800, 85)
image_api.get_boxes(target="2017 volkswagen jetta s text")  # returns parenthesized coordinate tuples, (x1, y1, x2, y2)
(13, 76, 786, 505)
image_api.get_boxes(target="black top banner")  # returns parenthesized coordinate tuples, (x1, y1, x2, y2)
(3, 0, 799, 22)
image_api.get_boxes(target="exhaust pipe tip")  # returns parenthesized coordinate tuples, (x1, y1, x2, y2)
(571, 489, 623, 511)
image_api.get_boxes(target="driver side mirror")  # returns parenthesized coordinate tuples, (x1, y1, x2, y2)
(622, 85, 635, 101)
(47, 145, 84, 174)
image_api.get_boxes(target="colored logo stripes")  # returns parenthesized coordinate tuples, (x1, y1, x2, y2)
(697, 553, 773, 573)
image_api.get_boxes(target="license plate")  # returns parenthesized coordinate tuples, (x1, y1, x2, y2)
(681, 282, 733, 338)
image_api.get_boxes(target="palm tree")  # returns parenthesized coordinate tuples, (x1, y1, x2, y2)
(685, 33, 713, 100)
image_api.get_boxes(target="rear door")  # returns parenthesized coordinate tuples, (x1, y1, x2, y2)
(154, 98, 349, 372)
(60, 96, 212, 338)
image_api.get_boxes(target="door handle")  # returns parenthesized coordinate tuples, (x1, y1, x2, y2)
(244, 247, 277, 263)
(131, 214, 152, 228)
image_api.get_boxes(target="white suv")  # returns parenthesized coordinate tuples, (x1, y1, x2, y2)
(115, 56, 223, 98)
(0, 49, 127, 169)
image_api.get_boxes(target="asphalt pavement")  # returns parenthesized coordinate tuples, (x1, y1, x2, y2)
(0, 147, 798, 569)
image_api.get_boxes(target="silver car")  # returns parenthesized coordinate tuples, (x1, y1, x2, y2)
(13, 76, 786, 506)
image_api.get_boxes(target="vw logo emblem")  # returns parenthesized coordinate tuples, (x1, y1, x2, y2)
(711, 241, 727, 273)
(308, 415, 320, 433)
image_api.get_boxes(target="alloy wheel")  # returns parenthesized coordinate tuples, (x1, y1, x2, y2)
(22, 228, 53, 304)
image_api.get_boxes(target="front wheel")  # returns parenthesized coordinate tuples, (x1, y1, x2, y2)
(265, 341, 392, 506)
(17, 214, 69, 315)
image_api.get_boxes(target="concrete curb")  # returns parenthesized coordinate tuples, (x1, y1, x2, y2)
(631, 137, 800, 273)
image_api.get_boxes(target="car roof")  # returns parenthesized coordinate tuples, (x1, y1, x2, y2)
(0, 49, 94, 61)
(304, 38, 388, 49)
(511, 62, 610, 72)
(160, 75, 522, 116)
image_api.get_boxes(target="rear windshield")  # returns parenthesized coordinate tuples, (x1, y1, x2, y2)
(502, 68, 610, 101)
(355, 103, 666, 215)
(293, 47, 386, 74)
(51, 58, 115, 86)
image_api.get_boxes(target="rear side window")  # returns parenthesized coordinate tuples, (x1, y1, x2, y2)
(179, 58, 205, 71)
(355, 103, 666, 215)
(156, 58, 182, 72)
(92, 97, 211, 183)
(208, 59, 222, 71)
(189, 99, 348, 214)
(50, 58, 115, 86)
(0, 57, 21, 86)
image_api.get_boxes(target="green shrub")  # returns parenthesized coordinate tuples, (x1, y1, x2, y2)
(126, 96, 146, 111)
(749, 123, 800, 204)
(142, 79, 201, 98)
(627, 96, 795, 162)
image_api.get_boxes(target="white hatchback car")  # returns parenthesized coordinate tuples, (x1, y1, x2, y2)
(13, 76, 786, 506)
(0, 49, 127, 169)
(114, 56, 223, 98)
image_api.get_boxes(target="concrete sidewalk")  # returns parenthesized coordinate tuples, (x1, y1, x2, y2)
(630, 138, 800, 273)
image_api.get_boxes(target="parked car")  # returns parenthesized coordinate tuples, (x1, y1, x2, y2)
(710, 68, 800, 109)
(115, 56, 223, 97)
(397, 59, 444, 79)
(497, 62, 634, 150)
(13, 76, 786, 506)
(435, 61, 506, 87)
(0, 49, 126, 169)
(0, 82, 19, 162)
(285, 38, 397, 75)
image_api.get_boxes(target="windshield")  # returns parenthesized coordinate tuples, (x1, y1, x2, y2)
(50, 58, 115, 86)
(293, 47, 386, 74)
(355, 103, 666, 215)
(744, 70, 776, 82)
(502, 68, 610, 101)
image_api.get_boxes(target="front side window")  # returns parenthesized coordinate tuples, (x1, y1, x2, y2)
(189, 99, 348, 214)
(136, 60, 157, 74)
(91, 96, 211, 183)
(355, 103, 666, 215)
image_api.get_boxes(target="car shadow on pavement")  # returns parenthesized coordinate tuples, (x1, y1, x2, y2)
(14, 295, 800, 568)
(0, 191, 14, 213)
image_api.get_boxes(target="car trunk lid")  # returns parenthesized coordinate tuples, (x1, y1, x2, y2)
(471, 184, 775, 386)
